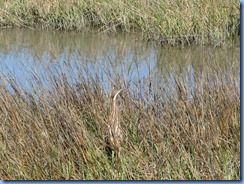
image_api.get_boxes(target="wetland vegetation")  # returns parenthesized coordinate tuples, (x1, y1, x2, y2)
(0, 0, 240, 180)
(0, 0, 240, 45)
(0, 57, 240, 180)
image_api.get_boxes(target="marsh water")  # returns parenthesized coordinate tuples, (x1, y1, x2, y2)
(0, 28, 240, 93)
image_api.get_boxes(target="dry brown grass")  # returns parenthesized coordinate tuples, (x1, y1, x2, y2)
(0, 60, 240, 180)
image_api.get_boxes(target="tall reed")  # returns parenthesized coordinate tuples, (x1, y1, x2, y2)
(0, 60, 240, 180)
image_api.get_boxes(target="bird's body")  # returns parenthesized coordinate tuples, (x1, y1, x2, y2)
(106, 89, 123, 170)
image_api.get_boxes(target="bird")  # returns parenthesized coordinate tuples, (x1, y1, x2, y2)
(105, 89, 123, 170)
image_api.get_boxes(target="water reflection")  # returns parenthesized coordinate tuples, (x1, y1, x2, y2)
(0, 28, 240, 93)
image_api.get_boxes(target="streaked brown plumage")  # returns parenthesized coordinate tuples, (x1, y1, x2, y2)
(105, 89, 123, 170)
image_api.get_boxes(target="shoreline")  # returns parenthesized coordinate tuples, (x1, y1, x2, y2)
(0, 0, 240, 45)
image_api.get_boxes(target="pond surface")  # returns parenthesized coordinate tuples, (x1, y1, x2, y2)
(0, 28, 240, 94)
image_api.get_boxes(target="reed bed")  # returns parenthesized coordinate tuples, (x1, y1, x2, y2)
(0, 0, 240, 45)
(0, 61, 240, 180)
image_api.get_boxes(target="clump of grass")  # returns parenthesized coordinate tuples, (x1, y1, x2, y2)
(0, 59, 240, 180)
(0, 0, 240, 45)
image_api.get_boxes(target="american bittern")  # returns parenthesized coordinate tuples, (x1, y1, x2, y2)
(105, 89, 123, 170)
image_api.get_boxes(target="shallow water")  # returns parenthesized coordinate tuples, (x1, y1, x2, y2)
(0, 28, 240, 94)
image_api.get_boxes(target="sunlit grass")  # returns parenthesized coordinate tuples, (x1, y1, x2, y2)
(0, 0, 240, 45)
(0, 60, 240, 180)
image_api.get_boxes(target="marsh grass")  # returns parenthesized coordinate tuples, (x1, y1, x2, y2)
(0, 0, 240, 45)
(0, 60, 240, 180)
